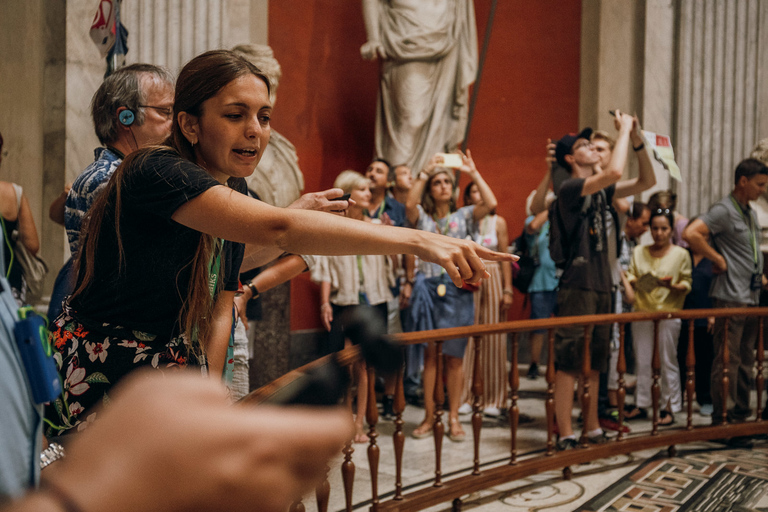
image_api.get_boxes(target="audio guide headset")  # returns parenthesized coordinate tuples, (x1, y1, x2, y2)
(118, 108, 135, 126)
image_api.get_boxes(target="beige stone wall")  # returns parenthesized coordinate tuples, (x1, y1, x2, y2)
(580, 0, 768, 216)
(0, 0, 268, 304)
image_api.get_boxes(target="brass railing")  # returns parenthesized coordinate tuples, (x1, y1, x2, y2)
(243, 307, 768, 512)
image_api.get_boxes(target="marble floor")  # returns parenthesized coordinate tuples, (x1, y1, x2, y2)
(301, 367, 717, 512)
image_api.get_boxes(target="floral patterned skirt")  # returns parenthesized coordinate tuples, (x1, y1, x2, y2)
(44, 306, 195, 436)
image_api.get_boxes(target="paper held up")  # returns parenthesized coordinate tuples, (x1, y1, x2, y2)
(642, 131, 682, 182)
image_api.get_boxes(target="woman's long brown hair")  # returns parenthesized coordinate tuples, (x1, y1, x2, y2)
(72, 50, 270, 361)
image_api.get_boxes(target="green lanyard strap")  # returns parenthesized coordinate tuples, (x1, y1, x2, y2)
(729, 195, 759, 267)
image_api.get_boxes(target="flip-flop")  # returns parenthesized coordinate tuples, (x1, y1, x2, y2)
(658, 410, 675, 426)
(448, 418, 466, 442)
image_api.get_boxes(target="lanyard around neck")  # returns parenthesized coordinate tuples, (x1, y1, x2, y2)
(729, 194, 759, 266)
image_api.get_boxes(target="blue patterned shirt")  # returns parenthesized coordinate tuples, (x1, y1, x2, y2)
(65, 148, 122, 254)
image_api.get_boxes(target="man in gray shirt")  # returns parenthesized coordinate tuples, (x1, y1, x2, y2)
(684, 158, 768, 426)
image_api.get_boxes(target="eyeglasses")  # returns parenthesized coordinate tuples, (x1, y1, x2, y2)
(140, 105, 173, 119)
(655, 208, 671, 215)
(572, 140, 593, 151)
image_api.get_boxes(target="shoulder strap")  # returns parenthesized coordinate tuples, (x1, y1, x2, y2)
(11, 184, 22, 214)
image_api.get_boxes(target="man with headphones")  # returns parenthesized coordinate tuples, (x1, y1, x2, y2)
(47, 64, 174, 322)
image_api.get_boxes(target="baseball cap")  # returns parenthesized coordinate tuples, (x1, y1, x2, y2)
(555, 127, 593, 170)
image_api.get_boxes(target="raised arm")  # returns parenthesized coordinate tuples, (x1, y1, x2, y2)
(615, 116, 657, 198)
(459, 149, 498, 221)
(581, 111, 633, 197)
(406, 156, 442, 226)
(172, 186, 516, 287)
(529, 163, 553, 216)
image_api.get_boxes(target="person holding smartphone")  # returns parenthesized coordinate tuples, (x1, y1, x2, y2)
(405, 151, 498, 442)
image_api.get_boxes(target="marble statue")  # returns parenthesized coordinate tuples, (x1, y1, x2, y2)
(361, 0, 478, 175)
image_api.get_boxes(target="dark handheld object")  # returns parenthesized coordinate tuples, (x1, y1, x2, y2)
(331, 193, 351, 202)
(15, 309, 61, 404)
(263, 307, 401, 406)
(609, 109, 616, 116)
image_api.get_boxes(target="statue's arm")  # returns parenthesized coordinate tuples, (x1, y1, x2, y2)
(361, 0, 387, 60)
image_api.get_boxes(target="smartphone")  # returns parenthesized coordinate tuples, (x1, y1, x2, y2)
(437, 153, 463, 169)
(331, 193, 351, 202)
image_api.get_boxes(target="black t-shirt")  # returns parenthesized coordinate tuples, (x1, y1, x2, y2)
(70, 149, 245, 339)
(557, 177, 615, 293)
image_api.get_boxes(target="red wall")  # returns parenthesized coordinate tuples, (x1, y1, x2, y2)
(268, 1, 582, 331)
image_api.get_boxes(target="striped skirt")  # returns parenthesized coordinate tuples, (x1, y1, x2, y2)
(460, 261, 508, 409)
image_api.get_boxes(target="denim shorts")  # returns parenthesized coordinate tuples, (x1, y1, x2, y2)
(530, 290, 558, 335)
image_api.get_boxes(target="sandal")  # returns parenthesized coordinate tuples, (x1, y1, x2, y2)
(658, 410, 675, 426)
(623, 407, 648, 421)
(448, 418, 466, 443)
(412, 421, 433, 439)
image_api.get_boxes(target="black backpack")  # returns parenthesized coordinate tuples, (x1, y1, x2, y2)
(548, 191, 600, 270)
(510, 229, 538, 294)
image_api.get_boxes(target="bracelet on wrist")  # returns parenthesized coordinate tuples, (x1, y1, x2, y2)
(40, 442, 66, 470)
(633, 142, 645, 152)
(502, 289, 514, 296)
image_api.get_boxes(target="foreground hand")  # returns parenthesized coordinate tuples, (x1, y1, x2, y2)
(613, 109, 634, 132)
(457, 149, 478, 176)
(417, 233, 518, 287)
(43, 371, 351, 512)
(288, 188, 352, 215)
(399, 281, 412, 310)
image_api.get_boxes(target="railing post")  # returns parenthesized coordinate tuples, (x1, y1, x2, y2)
(393, 350, 406, 500)
(651, 320, 661, 436)
(685, 319, 696, 431)
(721, 318, 730, 426)
(509, 332, 519, 465)
(316, 464, 330, 512)
(433, 341, 445, 487)
(756, 317, 765, 422)
(341, 381, 355, 512)
(471, 335, 483, 475)
(545, 329, 556, 455)
(579, 325, 592, 447)
(616, 322, 627, 442)
(367, 365, 380, 511)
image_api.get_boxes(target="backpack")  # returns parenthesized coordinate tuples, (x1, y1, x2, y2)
(510, 228, 538, 294)
(548, 191, 601, 270)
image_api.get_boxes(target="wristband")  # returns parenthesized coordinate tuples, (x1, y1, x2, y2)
(246, 281, 259, 299)
(502, 289, 514, 296)
(633, 142, 645, 152)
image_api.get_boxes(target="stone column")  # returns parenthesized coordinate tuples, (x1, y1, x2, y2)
(675, 0, 767, 217)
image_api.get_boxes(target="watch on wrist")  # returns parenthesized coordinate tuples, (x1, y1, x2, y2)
(246, 281, 260, 299)
(40, 442, 66, 470)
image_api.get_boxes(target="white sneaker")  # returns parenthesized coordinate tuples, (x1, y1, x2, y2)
(482, 406, 502, 417)
(458, 403, 472, 415)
